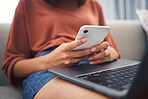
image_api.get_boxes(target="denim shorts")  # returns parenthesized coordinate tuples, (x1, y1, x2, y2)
(22, 47, 89, 99)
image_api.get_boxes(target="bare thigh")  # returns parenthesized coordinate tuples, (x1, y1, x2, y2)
(34, 77, 108, 99)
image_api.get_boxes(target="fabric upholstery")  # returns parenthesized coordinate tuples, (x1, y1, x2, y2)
(108, 20, 147, 61)
(0, 24, 10, 85)
(0, 21, 147, 98)
(0, 86, 22, 99)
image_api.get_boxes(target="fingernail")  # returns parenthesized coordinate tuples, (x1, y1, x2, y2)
(105, 50, 109, 56)
(82, 38, 87, 42)
(89, 62, 93, 64)
(91, 47, 96, 52)
(89, 57, 93, 60)
(101, 49, 104, 52)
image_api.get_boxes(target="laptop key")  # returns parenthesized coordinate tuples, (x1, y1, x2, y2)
(77, 64, 139, 91)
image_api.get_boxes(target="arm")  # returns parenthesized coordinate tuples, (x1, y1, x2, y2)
(2, 0, 32, 86)
(13, 38, 92, 78)
(2, 0, 91, 86)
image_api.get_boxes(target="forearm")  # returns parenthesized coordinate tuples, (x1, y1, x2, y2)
(13, 55, 49, 78)
(12, 38, 92, 78)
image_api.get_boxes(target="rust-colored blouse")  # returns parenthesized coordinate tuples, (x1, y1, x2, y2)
(2, 0, 120, 86)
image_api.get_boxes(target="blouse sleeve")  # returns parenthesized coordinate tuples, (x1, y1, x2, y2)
(2, 0, 31, 86)
(96, 1, 121, 57)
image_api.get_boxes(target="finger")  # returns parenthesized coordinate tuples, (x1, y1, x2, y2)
(89, 49, 110, 61)
(70, 49, 92, 58)
(65, 38, 87, 50)
(90, 42, 109, 53)
(70, 56, 90, 64)
(63, 56, 89, 65)
(89, 56, 110, 64)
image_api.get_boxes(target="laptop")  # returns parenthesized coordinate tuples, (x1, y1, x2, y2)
(48, 43, 148, 99)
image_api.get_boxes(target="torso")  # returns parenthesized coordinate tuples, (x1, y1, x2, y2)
(23, 0, 100, 57)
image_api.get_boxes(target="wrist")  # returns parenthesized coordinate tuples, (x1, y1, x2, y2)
(38, 55, 53, 71)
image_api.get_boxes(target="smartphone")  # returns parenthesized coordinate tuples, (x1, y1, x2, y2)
(73, 25, 110, 50)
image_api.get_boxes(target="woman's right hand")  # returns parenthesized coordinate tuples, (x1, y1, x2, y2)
(41, 38, 92, 69)
(13, 37, 109, 78)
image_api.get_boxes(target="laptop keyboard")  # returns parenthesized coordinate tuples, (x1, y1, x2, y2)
(76, 64, 139, 91)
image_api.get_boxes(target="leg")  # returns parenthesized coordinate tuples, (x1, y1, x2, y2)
(34, 77, 108, 99)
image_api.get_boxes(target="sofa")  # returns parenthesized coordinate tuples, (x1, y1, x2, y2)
(0, 21, 147, 99)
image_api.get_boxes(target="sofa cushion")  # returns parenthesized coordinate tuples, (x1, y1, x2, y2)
(108, 20, 147, 61)
(0, 24, 10, 85)
(0, 21, 147, 86)
(0, 86, 23, 99)
(0, 21, 147, 99)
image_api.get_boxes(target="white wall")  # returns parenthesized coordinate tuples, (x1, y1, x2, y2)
(0, 0, 19, 23)
(0, 0, 147, 23)
(98, 0, 148, 20)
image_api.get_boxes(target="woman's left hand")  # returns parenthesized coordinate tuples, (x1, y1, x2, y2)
(88, 42, 119, 64)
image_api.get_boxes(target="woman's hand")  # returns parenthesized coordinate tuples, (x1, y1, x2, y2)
(88, 42, 119, 64)
(13, 40, 119, 78)
(42, 38, 92, 69)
